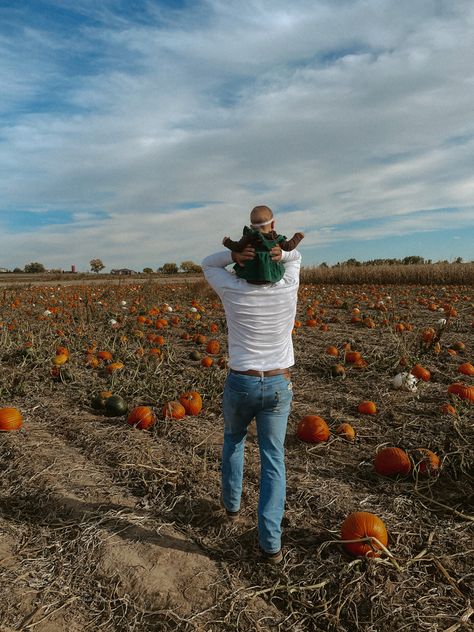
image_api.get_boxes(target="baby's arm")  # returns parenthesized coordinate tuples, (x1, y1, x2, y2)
(222, 233, 251, 252)
(279, 232, 304, 251)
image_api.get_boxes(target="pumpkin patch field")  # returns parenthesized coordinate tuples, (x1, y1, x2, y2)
(0, 278, 472, 631)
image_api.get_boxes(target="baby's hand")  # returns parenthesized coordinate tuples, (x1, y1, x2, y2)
(222, 236, 229, 245)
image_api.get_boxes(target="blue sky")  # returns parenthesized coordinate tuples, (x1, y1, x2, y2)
(1, 0, 473, 271)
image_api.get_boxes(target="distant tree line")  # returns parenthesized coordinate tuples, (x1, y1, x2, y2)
(3, 256, 467, 275)
(319, 256, 466, 267)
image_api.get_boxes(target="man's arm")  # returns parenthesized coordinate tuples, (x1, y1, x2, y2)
(201, 247, 255, 294)
(280, 249, 301, 284)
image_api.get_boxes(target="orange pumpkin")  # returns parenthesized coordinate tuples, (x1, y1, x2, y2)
(411, 364, 431, 382)
(97, 350, 113, 362)
(201, 356, 214, 367)
(325, 346, 339, 357)
(127, 406, 156, 430)
(162, 401, 186, 419)
(448, 383, 474, 402)
(440, 403, 456, 415)
(458, 362, 474, 376)
(0, 407, 23, 431)
(358, 401, 377, 415)
(179, 391, 203, 416)
(374, 447, 411, 476)
(336, 423, 356, 441)
(106, 361, 124, 374)
(205, 339, 220, 355)
(341, 512, 388, 557)
(296, 415, 330, 443)
(331, 364, 346, 378)
(412, 448, 440, 475)
(345, 351, 361, 364)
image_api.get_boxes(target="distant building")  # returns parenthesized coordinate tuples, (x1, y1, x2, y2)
(111, 268, 136, 275)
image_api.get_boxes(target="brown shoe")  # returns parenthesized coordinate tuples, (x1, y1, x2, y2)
(220, 494, 240, 522)
(260, 548, 283, 564)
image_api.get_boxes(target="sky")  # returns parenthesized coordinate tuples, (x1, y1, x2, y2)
(1, 0, 473, 271)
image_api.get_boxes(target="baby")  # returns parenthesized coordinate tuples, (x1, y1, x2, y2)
(223, 205, 304, 283)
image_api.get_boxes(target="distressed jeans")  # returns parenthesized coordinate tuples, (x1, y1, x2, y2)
(221, 372, 293, 554)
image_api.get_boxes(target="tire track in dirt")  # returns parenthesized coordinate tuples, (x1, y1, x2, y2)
(0, 404, 283, 630)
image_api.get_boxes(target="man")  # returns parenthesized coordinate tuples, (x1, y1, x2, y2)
(202, 241, 301, 564)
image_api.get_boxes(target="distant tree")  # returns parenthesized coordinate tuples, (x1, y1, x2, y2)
(453, 257, 463, 264)
(143, 267, 153, 274)
(90, 258, 105, 273)
(180, 260, 202, 273)
(158, 262, 179, 275)
(342, 258, 361, 267)
(319, 262, 329, 268)
(13, 267, 23, 273)
(24, 262, 46, 273)
(402, 256, 425, 265)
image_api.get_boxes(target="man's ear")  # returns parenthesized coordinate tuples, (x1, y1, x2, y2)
(271, 220, 275, 230)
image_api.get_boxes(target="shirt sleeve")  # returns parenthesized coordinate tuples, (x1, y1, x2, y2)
(281, 249, 302, 285)
(201, 251, 237, 296)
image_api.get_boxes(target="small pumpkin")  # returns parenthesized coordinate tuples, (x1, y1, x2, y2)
(440, 402, 456, 415)
(336, 423, 356, 441)
(205, 339, 220, 355)
(358, 401, 377, 415)
(52, 353, 69, 367)
(411, 364, 431, 382)
(448, 383, 474, 402)
(345, 351, 361, 364)
(105, 395, 128, 416)
(374, 447, 411, 477)
(331, 364, 346, 378)
(162, 400, 186, 419)
(189, 350, 201, 361)
(97, 350, 113, 362)
(296, 415, 330, 443)
(325, 346, 339, 357)
(0, 407, 23, 431)
(179, 391, 203, 416)
(91, 391, 113, 410)
(127, 406, 156, 430)
(106, 361, 124, 374)
(201, 356, 213, 367)
(341, 511, 388, 557)
(412, 448, 440, 475)
(458, 362, 474, 376)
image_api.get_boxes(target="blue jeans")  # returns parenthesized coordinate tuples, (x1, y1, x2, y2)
(221, 372, 293, 554)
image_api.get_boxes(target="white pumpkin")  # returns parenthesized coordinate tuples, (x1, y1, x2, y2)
(392, 372, 418, 392)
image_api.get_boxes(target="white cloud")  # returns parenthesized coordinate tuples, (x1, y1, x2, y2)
(0, 0, 473, 268)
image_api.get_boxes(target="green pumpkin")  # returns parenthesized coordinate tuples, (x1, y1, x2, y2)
(91, 393, 110, 410)
(105, 395, 128, 417)
(189, 350, 201, 361)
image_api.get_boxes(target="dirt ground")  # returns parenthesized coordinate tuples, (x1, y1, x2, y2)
(0, 280, 472, 631)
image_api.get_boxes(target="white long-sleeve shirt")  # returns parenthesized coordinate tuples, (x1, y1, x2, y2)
(201, 250, 301, 371)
